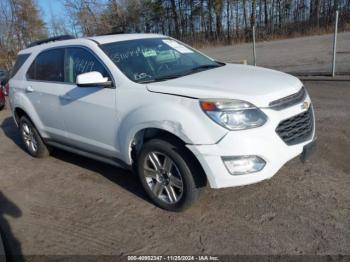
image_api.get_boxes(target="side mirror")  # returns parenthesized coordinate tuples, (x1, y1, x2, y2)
(76, 71, 112, 87)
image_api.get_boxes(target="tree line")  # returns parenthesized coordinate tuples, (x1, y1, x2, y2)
(0, 0, 350, 70)
(0, 0, 46, 70)
(63, 0, 350, 43)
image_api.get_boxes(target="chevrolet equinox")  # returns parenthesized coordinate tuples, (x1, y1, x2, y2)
(9, 34, 316, 211)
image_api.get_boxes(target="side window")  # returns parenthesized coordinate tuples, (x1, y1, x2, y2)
(27, 60, 36, 79)
(11, 54, 30, 77)
(64, 47, 110, 84)
(27, 49, 64, 82)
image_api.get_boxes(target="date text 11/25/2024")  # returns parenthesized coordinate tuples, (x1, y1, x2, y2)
(127, 255, 220, 261)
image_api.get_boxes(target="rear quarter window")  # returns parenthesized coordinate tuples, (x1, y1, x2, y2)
(11, 54, 31, 78)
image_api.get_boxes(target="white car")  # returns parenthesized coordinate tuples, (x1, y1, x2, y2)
(9, 34, 315, 211)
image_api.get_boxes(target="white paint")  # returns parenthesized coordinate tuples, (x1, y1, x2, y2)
(10, 33, 315, 190)
(147, 64, 303, 107)
(76, 71, 109, 85)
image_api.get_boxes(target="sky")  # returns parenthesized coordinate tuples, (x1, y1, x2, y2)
(37, 0, 66, 25)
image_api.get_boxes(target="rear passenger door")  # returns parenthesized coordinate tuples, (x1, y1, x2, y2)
(59, 47, 118, 158)
(26, 48, 67, 141)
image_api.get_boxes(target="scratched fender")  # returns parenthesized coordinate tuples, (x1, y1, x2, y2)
(116, 91, 228, 165)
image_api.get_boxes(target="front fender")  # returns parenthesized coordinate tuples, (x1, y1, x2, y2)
(117, 99, 227, 165)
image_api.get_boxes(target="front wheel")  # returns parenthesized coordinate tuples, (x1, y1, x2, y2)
(137, 139, 200, 211)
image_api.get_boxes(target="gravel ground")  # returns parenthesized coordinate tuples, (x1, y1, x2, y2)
(0, 80, 349, 259)
(201, 32, 350, 74)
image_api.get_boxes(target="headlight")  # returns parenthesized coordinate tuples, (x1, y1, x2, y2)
(200, 99, 267, 130)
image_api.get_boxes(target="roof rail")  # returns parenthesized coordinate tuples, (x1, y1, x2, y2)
(97, 27, 125, 36)
(27, 35, 76, 48)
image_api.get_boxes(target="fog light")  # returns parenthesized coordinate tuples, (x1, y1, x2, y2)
(222, 156, 266, 175)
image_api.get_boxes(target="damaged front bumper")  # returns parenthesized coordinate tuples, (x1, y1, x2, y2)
(187, 103, 316, 189)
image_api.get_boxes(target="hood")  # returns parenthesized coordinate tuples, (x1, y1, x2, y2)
(146, 64, 303, 107)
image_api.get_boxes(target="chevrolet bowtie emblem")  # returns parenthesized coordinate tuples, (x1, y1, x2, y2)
(302, 101, 310, 110)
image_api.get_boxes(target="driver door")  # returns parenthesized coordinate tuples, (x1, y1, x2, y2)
(59, 47, 119, 158)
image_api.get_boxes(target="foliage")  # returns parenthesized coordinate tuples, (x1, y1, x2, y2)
(1, 0, 350, 70)
(0, 0, 47, 70)
(62, 0, 350, 45)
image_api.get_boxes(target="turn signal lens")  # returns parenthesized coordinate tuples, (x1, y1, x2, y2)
(200, 101, 217, 111)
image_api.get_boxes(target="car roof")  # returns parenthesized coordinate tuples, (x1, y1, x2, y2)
(19, 33, 165, 55)
(88, 33, 164, 44)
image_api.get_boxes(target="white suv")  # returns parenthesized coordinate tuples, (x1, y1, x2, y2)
(9, 34, 315, 211)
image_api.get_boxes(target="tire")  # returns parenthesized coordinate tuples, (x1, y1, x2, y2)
(137, 138, 200, 211)
(19, 116, 50, 158)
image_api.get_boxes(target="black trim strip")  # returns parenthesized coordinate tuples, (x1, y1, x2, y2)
(44, 139, 131, 170)
(147, 90, 198, 99)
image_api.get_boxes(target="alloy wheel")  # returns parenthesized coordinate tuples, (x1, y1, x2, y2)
(143, 151, 184, 204)
(22, 123, 38, 153)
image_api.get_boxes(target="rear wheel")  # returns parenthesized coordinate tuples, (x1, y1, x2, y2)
(19, 116, 50, 158)
(137, 139, 200, 211)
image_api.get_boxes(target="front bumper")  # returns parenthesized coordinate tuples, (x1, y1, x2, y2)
(300, 139, 317, 162)
(187, 98, 315, 189)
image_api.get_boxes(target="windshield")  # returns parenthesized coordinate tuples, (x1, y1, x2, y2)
(100, 38, 223, 83)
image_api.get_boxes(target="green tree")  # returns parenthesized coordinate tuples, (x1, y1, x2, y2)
(0, 0, 47, 69)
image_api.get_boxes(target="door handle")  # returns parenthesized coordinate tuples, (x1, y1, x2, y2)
(26, 86, 34, 93)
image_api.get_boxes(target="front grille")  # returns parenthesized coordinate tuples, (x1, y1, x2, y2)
(276, 107, 314, 145)
(269, 87, 306, 110)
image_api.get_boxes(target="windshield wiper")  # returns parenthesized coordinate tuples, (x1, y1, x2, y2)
(190, 64, 223, 73)
(138, 64, 224, 84)
(138, 73, 187, 83)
